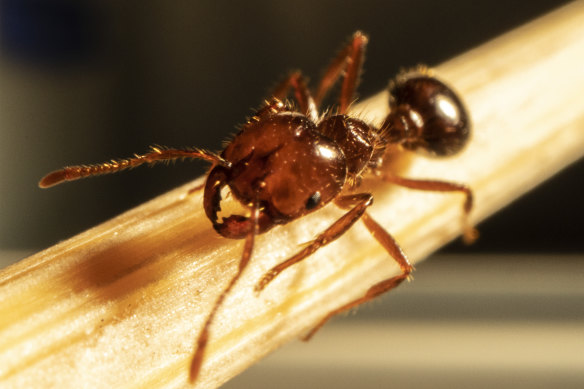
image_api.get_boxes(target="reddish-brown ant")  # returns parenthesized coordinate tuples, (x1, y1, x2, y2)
(39, 31, 476, 383)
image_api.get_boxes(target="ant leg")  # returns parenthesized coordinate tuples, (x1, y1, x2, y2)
(270, 31, 368, 118)
(255, 193, 373, 293)
(271, 71, 318, 122)
(315, 31, 368, 114)
(381, 173, 478, 243)
(187, 165, 218, 195)
(187, 182, 206, 195)
(302, 210, 412, 340)
(39, 146, 229, 188)
(189, 201, 260, 383)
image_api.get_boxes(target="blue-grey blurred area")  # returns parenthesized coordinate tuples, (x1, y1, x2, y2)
(1, 0, 100, 65)
(0, 0, 581, 259)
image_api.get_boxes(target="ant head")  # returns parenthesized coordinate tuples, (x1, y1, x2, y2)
(382, 70, 471, 157)
(205, 109, 348, 239)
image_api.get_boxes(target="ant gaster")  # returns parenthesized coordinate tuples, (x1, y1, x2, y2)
(39, 31, 476, 383)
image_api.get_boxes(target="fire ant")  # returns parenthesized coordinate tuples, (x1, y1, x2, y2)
(39, 31, 476, 383)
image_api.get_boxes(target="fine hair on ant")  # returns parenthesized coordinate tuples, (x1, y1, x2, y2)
(40, 31, 476, 383)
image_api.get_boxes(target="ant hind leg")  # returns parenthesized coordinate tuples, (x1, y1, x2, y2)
(381, 173, 478, 243)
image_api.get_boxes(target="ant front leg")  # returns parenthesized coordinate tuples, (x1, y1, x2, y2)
(189, 201, 260, 383)
(381, 172, 478, 243)
(301, 197, 413, 341)
(187, 164, 221, 195)
(186, 181, 207, 195)
(271, 71, 318, 122)
(255, 193, 374, 293)
(315, 31, 368, 114)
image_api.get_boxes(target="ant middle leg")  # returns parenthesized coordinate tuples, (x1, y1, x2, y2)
(254, 193, 374, 292)
(381, 172, 478, 243)
(300, 200, 413, 340)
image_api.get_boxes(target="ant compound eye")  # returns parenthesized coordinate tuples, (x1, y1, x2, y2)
(305, 191, 321, 210)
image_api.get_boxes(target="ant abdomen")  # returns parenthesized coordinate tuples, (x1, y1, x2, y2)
(383, 71, 470, 157)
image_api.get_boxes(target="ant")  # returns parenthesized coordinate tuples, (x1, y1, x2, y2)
(39, 31, 476, 383)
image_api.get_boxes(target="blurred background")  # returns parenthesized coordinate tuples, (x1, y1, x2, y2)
(0, 0, 581, 255)
(0, 1, 582, 387)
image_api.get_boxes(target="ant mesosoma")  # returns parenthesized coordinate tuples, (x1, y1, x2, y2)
(39, 31, 476, 383)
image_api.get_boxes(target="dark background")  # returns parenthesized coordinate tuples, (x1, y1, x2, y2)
(0, 0, 580, 260)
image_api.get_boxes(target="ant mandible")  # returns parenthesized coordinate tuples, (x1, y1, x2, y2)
(39, 31, 476, 383)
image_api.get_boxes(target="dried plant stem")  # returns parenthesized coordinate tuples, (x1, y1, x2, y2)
(2, 3, 584, 388)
